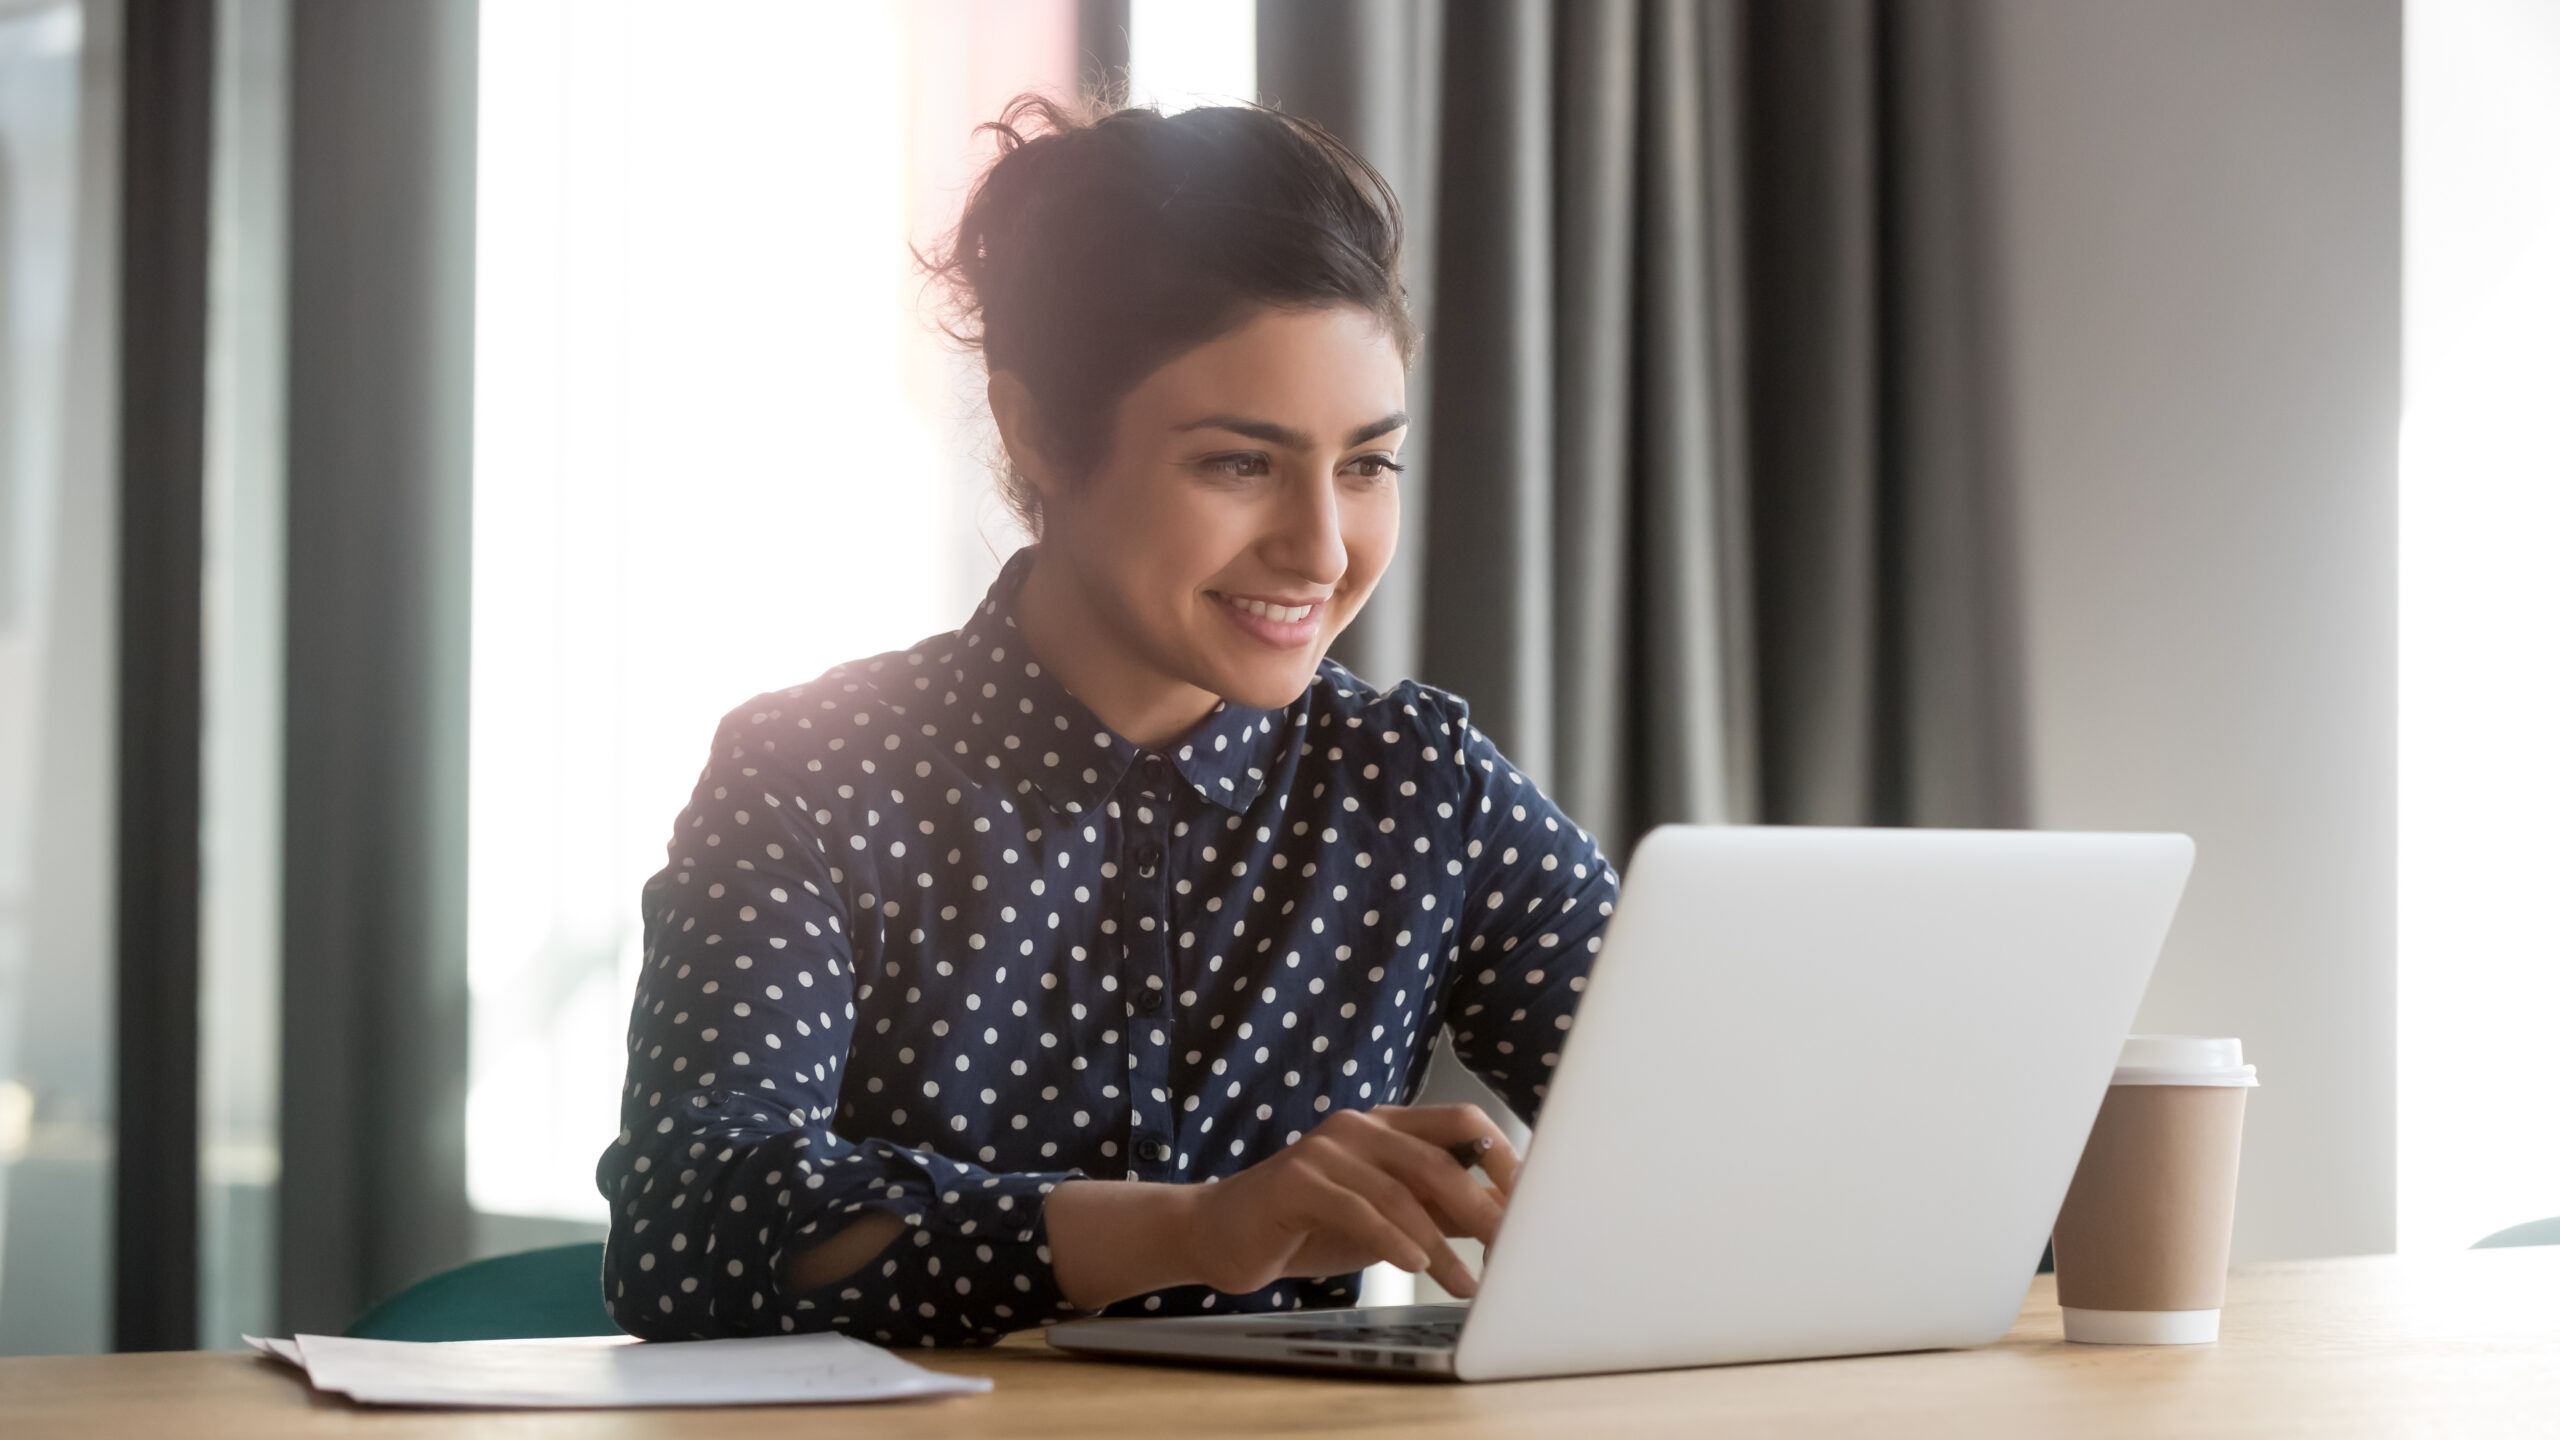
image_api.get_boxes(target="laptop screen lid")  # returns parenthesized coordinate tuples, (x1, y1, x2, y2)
(1454, 825, 2193, 1382)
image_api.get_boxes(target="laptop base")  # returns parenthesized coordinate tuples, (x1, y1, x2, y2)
(1046, 1303, 1464, 1380)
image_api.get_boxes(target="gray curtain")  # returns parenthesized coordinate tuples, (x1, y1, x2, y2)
(114, 0, 217, 1351)
(276, 0, 479, 1333)
(1261, 0, 2024, 858)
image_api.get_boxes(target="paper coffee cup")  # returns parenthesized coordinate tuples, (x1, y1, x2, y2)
(2051, 1035, 2256, 1345)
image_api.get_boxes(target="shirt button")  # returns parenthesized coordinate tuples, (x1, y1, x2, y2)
(1141, 1135, 1173, 1163)
(1137, 841, 1164, 871)
(1136, 986, 1164, 1014)
(1142, 755, 1170, 789)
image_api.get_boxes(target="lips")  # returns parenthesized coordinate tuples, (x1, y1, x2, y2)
(1209, 589, 1326, 648)
(1220, 593, 1318, 623)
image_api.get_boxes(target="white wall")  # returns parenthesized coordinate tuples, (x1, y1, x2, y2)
(2398, 0, 2560, 1258)
(1977, 0, 2402, 1262)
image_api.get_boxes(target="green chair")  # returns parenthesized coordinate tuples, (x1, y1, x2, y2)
(344, 1242, 619, 1341)
(2473, 1216, 2560, 1250)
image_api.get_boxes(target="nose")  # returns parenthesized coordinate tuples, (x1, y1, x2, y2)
(1264, 467, 1350, 589)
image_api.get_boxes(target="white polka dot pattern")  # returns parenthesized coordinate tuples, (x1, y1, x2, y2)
(598, 548, 1617, 1345)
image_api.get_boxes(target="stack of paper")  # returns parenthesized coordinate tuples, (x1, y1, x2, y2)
(248, 1332, 992, 1409)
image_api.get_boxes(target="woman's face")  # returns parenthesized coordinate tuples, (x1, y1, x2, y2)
(1027, 305, 1408, 711)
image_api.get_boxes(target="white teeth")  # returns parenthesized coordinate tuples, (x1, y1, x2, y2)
(1225, 595, 1317, 623)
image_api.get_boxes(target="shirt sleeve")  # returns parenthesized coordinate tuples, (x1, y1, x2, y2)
(596, 704, 1083, 1346)
(1436, 701, 1619, 1125)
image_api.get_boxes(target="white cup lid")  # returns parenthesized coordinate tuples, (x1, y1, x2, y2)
(2113, 1034, 2258, 1087)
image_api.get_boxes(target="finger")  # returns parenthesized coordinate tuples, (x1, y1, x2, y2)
(1305, 1132, 1474, 1288)
(1352, 1123, 1511, 1247)
(1317, 1111, 1501, 1239)
(1313, 1144, 1478, 1298)
(1441, 1137, 1518, 1210)
(1476, 1133, 1522, 1202)
(1291, 1166, 1432, 1278)
(1419, 1195, 1490, 1249)
(1374, 1105, 1524, 1205)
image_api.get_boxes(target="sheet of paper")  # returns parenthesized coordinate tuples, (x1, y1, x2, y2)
(248, 1332, 991, 1409)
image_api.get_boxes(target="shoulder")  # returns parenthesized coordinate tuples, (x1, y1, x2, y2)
(703, 632, 963, 777)
(1306, 657, 1474, 732)
(1309, 658, 1511, 762)
(1300, 659, 1489, 794)
(1303, 662, 1556, 819)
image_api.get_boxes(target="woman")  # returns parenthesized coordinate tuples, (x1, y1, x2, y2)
(599, 97, 1617, 1346)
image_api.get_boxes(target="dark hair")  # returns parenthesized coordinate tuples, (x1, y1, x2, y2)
(929, 95, 1416, 535)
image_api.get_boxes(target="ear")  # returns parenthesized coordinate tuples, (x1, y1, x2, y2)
(987, 371, 1065, 506)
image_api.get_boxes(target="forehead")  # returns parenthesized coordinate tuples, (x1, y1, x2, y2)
(1121, 307, 1408, 431)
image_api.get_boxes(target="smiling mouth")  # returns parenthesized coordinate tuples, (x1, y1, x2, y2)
(1208, 590, 1327, 647)
(1219, 593, 1319, 623)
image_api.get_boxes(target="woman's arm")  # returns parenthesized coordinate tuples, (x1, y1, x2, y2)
(784, 1180, 1198, 1306)
(620, 697, 1539, 1338)
(785, 1105, 1523, 1306)
(1437, 705, 1619, 1123)
(601, 703, 1081, 1346)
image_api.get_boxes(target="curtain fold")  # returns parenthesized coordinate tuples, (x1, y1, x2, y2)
(1745, 0, 1882, 827)
(114, 0, 217, 1353)
(1421, 0, 1558, 782)
(1262, 0, 2024, 858)
(277, 0, 479, 1333)
(1549, 1, 1642, 844)
(1632, 0, 1756, 838)
(1875, 0, 2026, 830)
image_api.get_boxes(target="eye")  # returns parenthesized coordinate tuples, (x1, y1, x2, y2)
(1347, 453, 1405, 481)
(1200, 451, 1271, 480)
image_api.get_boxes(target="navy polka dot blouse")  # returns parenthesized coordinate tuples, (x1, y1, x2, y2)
(597, 547, 1619, 1346)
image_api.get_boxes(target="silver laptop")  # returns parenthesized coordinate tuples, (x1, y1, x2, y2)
(1047, 824, 2194, 1382)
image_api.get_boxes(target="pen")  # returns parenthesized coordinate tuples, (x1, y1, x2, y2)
(1445, 1136, 1494, 1171)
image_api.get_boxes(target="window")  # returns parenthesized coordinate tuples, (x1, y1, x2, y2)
(0, 0, 117, 1354)
(467, 0, 1080, 1225)
(466, 0, 1256, 1230)
(1127, 0, 1255, 113)
(2398, 0, 2560, 1252)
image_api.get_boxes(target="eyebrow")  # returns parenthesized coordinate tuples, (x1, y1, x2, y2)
(1173, 411, 1410, 449)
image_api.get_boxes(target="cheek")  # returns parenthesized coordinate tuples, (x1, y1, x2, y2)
(1341, 490, 1401, 587)
(1077, 472, 1228, 588)
(1141, 491, 1256, 590)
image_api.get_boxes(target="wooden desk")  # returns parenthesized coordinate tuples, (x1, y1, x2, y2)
(7, 1250, 2557, 1437)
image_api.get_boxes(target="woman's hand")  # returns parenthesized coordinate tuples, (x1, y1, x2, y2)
(1172, 1104, 1520, 1300)
(801, 1104, 1523, 1311)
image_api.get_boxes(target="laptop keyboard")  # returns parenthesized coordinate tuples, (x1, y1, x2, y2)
(1267, 1318, 1465, 1350)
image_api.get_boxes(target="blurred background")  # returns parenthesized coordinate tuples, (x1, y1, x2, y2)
(0, 0, 2549, 1353)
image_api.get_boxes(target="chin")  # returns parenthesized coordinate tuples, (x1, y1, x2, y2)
(1219, 662, 1320, 711)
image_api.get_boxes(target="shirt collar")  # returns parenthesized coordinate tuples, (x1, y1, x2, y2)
(941, 547, 1290, 817)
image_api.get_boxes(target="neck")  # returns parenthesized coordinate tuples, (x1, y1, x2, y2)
(1012, 544, 1222, 751)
